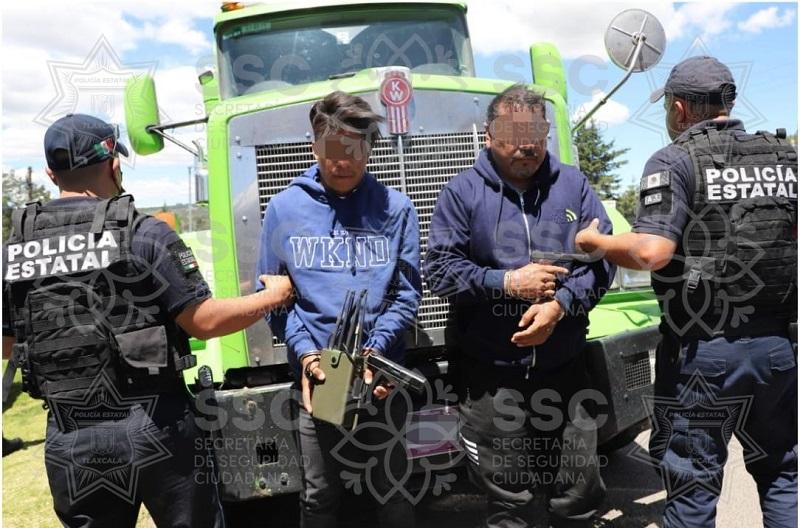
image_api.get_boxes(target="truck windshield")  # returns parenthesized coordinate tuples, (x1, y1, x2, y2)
(217, 6, 474, 98)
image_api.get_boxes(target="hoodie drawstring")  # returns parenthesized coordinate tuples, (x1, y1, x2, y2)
(493, 187, 505, 247)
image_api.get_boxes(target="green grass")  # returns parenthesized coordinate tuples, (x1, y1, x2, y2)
(2, 364, 154, 527)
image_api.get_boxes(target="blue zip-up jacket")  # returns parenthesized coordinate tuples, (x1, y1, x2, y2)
(256, 164, 422, 376)
(424, 149, 615, 370)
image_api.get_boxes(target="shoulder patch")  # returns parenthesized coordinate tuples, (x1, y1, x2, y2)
(168, 239, 200, 275)
(644, 192, 663, 206)
(640, 171, 670, 192)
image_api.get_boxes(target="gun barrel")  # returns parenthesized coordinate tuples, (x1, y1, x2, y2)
(529, 250, 599, 263)
(350, 290, 368, 360)
(366, 354, 427, 394)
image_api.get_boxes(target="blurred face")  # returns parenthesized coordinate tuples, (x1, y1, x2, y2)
(486, 105, 550, 186)
(313, 131, 371, 194)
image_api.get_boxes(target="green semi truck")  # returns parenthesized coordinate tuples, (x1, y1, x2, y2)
(124, 1, 664, 502)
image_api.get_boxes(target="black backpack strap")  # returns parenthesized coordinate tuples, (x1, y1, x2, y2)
(703, 127, 730, 168)
(113, 194, 135, 223)
(679, 128, 712, 199)
(89, 198, 113, 234)
(10, 209, 25, 242)
(99, 195, 138, 256)
(22, 202, 41, 240)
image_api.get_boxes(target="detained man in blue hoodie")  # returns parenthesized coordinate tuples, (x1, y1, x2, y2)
(255, 91, 421, 528)
(425, 85, 615, 528)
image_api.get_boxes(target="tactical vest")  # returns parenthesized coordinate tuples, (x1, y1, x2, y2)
(655, 126, 798, 338)
(4, 195, 197, 402)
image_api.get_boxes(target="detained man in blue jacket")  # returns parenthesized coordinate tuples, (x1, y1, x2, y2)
(255, 91, 421, 528)
(424, 85, 615, 528)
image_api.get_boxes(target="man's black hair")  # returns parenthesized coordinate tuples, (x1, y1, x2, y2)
(309, 91, 385, 146)
(486, 84, 546, 123)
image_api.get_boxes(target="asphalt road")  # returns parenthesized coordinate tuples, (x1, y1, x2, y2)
(412, 429, 762, 528)
(215, 429, 763, 528)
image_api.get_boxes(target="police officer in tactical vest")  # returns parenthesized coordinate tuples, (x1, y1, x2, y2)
(3, 114, 294, 527)
(575, 56, 797, 527)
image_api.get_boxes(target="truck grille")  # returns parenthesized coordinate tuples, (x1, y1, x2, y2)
(255, 131, 483, 332)
(624, 351, 653, 391)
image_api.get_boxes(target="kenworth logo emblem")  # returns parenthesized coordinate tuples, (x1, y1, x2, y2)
(380, 70, 413, 135)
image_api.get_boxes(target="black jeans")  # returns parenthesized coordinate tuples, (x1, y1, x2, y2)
(295, 391, 415, 528)
(457, 353, 596, 528)
(44, 393, 224, 528)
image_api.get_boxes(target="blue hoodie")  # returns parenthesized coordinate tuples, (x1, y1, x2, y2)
(424, 149, 615, 370)
(256, 164, 422, 375)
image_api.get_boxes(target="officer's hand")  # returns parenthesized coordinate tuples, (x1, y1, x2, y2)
(575, 218, 601, 253)
(505, 263, 568, 301)
(301, 353, 325, 413)
(510, 300, 564, 347)
(362, 349, 394, 400)
(259, 274, 294, 306)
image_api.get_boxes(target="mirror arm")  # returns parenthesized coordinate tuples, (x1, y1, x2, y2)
(147, 117, 209, 159)
(572, 35, 646, 132)
(192, 139, 207, 163)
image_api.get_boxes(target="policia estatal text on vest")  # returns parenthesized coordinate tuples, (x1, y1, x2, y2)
(5, 231, 119, 280)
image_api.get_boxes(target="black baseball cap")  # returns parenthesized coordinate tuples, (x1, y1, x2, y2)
(44, 114, 129, 171)
(649, 56, 737, 104)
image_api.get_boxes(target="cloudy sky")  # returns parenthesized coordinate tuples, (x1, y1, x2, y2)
(1, 1, 797, 208)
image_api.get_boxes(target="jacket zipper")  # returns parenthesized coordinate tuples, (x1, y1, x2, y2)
(515, 189, 536, 379)
(516, 190, 533, 259)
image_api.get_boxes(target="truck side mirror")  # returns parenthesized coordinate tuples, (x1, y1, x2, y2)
(124, 74, 165, 156)
(125, 74, 208, 158)
(573, 9, 666, 131)
(605, 9, 666, 73)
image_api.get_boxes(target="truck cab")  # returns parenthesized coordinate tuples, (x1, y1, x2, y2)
(125, 0, 663, 501)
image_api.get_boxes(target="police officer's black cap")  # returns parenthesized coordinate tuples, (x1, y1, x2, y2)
(44, 114, 129, 171)
(649, 56, 737, 105)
